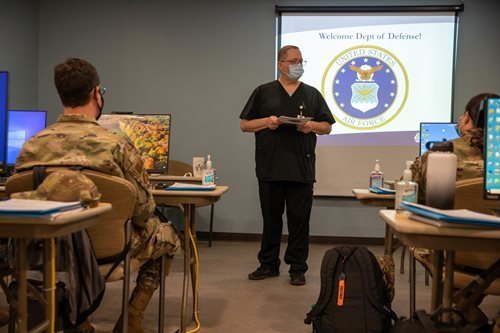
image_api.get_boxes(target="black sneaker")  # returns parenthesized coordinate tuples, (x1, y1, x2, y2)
(290, 272, 306, 286)
(248, 267, 280, 280)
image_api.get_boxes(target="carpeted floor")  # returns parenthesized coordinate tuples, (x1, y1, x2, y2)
(1, 241, 498, 332)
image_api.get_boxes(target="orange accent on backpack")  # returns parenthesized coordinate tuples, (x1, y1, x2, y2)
(337, 278, 345, 306)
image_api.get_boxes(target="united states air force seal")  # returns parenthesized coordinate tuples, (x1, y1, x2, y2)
(321, 45, 408, 130)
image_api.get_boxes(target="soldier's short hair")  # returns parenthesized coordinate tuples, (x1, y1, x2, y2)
(54, 58, 100, 108)
(465, 92, 499, 126)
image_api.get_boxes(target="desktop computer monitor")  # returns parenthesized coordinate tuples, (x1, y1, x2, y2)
(0, 72, 8, 165)
(98, 114, 172, 174)
(6, 110, 47, 165)
(484, 98, 500, 200)
(419, 122, 459, 156)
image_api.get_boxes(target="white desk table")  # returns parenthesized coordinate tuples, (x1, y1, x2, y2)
(352, 189, 396, 255)
(378, 210, 500, 320)
(152, 186, 229, 333)
(0, 203, 111, 333)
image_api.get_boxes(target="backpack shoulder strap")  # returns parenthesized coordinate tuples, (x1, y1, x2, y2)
(354, 247, 398, 323)
(33, 165, 47, 189)
(305, 247, 341, 322)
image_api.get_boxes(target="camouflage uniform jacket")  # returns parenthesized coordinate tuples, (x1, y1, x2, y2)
(410, 134, 483, 203)
(15, 114, 155, 230)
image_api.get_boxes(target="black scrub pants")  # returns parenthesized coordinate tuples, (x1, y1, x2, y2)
(257, 180, 313, 274)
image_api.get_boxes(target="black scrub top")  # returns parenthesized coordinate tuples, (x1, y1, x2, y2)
(240, 80, 335, 183)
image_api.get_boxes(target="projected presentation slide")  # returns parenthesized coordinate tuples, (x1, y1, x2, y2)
(278, 10, 459, 196)
(99, 114, 172, 174)
(279, 12, 456, 146)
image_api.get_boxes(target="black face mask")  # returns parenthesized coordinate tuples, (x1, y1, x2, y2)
(96, 93, 104, 121)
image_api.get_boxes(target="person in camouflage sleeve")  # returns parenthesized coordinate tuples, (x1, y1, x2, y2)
(410, 92, 499, 203)
(15, 58, 180, 333)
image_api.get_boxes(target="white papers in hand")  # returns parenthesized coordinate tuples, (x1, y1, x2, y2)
(278, 116, 312, 125)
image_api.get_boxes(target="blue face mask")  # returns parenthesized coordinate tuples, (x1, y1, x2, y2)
(454, 123, 461, 136)
(287, 63, 304, 80)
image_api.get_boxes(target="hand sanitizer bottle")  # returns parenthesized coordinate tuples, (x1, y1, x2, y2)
(395, 160, 418, 213)
(369, 159, 384, 188)
(202, 154, 215, 186)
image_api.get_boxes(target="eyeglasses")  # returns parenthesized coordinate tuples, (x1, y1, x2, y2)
(280, 59, 307, 66)
(98, 87, 106, 96)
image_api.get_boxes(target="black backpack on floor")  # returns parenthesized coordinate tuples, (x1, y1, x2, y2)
(10, 231, 105, 330)
(305, 246, 397, 333)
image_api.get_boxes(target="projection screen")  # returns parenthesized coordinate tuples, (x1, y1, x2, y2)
(277, 6, 462, 196)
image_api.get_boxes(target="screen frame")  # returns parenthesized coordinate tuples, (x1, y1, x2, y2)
(276, 8, 459, 196)
(484, 98, 500, 200)
(419, 122, 458, 156)
(98, 113, 173, 174)
(0, 71, 8, 165)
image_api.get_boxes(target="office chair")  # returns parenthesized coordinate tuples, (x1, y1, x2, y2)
(167, 160, 216, 247)
(5, 167, 170, 332)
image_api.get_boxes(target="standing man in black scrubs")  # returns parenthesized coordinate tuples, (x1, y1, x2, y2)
(240, 45, 335, 285)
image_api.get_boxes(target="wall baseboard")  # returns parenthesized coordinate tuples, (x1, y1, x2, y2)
(196, 231, 385, 246)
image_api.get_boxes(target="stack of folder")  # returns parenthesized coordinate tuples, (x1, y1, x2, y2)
(0, 199, 83, 219)
(369, 186, 396, 195)
(166, 182, 216, 191)
(400, 202, 500, 228)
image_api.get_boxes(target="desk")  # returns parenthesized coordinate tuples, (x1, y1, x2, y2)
(379, 210, 500, 320)
(150, 175, 217, 247)
(0, 203, 111, 333)
(152, 186, 229, 333)
(352, 189, 395, 255)
(352, 188, 395, 208)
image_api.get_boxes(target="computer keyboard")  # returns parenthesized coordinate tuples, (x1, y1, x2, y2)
(0, 176, 7, 186)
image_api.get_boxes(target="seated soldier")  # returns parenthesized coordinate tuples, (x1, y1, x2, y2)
(410, 92, 499, 203)
(408, 92, 500, 324)
(15, 58, 180, 333)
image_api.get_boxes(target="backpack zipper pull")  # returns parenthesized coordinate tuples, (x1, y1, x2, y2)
(337, 255, 348, 307)
(337, 272, 346, 306)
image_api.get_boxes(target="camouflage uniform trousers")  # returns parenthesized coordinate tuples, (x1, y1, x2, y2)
(130, 215, 181, 291)
(376, 255, 395, 303)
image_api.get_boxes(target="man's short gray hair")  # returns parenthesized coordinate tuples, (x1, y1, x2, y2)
(278, 45, 300, 61)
